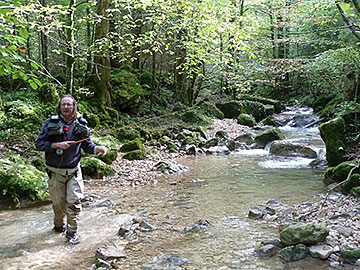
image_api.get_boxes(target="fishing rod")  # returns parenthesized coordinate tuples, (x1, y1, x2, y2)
(55, 137, 90, 155)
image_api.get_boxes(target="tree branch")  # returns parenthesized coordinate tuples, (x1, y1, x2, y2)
(336, 1, 360, 41)
(352, 0, 360, 14)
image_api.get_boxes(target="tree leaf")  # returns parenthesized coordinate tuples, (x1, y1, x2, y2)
(19, 27, 29, 39)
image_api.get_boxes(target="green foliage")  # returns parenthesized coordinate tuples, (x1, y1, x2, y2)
(0, 156, 49, 203)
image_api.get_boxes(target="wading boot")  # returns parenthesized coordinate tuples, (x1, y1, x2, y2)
(66, 232, 80, 245)
(52, 224, 66, 233)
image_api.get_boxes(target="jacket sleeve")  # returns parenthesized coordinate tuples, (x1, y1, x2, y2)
(35, 119, 53, 152)
(80, 138, 97, 155)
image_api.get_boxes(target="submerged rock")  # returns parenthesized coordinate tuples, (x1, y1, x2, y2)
(258, 244, 278, 258)
(183, 220, 210, 233)
(269, 141, 317, 158)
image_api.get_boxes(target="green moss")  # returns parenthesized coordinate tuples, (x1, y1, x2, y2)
(350, 186, 360, 197)
(123, 149, 146, 160)
(181, 109, 211, 125)
(259, 117, 277, 126)
(341, 174, 360, 194)
(255, 128, 285, 147)
(199, 101, 224, 119)
(110, 70, 145, 113)
(114, 128, 140, 142)
(216, 101, 244, 118)
(319, 117, 348, 166)
(340, 248, 360, 265)
(241, 100, 268, 122)
(80, 157, 115, 178)
(120, 138, 145, 152)
(324, 161, 359, 183)
(97, 149, 118, 164)
(237, 113, 256, 127)
(0, 157, 49, 203)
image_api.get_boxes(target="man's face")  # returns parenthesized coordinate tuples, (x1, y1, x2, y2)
(60, 97, 74, 120)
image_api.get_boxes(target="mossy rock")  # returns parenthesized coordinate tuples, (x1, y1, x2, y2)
(241, 100, 268, 122)
(216, 101, 244, 118)
(80, 157, 115, 178)
(123, 149, 146, 160)
(199, 101, 224, 119)
(237, 113, 256, 127)
(0, 157, 49, 203)
(313, 93, 336, 112)
(324, 161, 359, 184)
(92, 134, 119, 148)
(120, 138, 145, 152)
(350, 186, 360, 197)
(340, 248, 360, 265)
(110, 70, 145, 113)
(97, 149, 118, 165)
(318, 117, 348, 166)
(180, 109, 210, 125)
(255, 128, 285, 147)
(341, 174, 360, 194)
(114, 128, 140, 143)
(259, 117, 277, 127)
(237, 94, 285, 113)
(38, 82, 60, 102)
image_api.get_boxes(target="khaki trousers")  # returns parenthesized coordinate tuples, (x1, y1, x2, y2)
(46, 164, 84, 234)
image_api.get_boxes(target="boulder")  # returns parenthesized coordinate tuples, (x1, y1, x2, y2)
(318, 117, 347, 166)
(122, 150, 146, 160)
(237, 113, 256, 127)
(279, 244, 309, 261)
(258, 244, 278, 258)
(120, 138, 145, 152)
(309, 245, 333, 259)
(235, 132, 255, 144)
(341, 173, 360, 194)
(269, 141, 317, 158)
(216, 101, 244, 118)
(255, 128, 285, 148)
(199, 101, 225, 119)
(340, 248, 360, 265)
(280, 223, 329, 246)
(80, 157, 115, 178)
(324, 161, 360, 184)
(183, 220, 210, 233)
(96, 244, 126, 261)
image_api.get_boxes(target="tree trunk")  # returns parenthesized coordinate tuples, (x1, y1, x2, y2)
(92, 0, 112, 107)
(65, 0, 76, 94)
(39, 0, 48, 70)
(131, 8, 142, 70)
(174, 28, 187, 103)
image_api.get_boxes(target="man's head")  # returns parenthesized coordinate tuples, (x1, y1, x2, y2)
(55, 95, 77, 121)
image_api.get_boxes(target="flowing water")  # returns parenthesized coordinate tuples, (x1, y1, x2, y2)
(0, 108, 346, 270)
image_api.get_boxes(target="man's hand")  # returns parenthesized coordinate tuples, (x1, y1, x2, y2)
(95, 146, 107, 157)
(52, 141, 75, 150)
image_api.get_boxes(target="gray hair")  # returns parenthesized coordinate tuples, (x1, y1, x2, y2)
(54, 94, 78, 120)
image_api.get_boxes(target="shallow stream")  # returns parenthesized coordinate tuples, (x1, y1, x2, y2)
(0, 108, 345, 270)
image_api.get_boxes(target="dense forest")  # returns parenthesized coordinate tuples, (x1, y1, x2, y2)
(0, 0, 360, 201)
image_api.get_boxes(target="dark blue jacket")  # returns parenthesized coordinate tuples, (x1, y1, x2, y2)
(35, 116, 96, 168)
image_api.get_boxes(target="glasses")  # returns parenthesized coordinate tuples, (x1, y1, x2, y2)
(61, 103, 74, 108)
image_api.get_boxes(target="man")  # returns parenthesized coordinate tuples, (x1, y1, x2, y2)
(35, 95, 107, 244)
